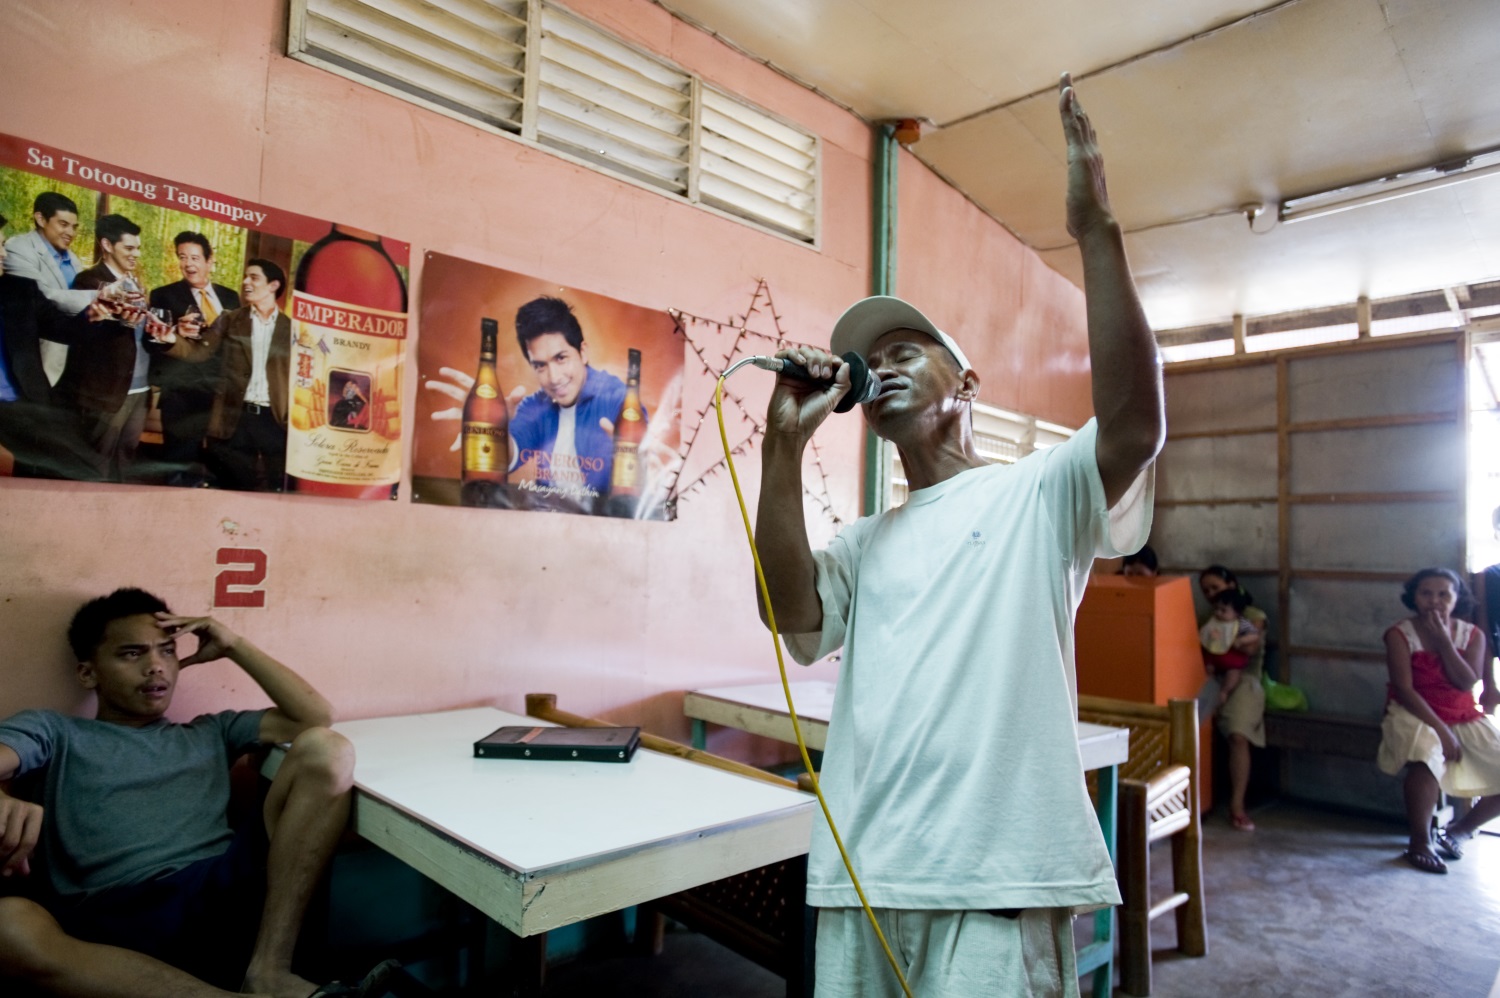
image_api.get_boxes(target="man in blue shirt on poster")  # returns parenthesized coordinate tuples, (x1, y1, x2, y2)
(507, 295, 640, 508)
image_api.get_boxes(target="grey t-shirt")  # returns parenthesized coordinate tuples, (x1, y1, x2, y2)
(0, 708, 267, 900)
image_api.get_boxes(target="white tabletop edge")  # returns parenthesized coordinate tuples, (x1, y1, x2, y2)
(686, 685, 1132, 771)
(353, 780, 814, 881)
(514, 797, 814, 880)
(684, 681, 836, 720)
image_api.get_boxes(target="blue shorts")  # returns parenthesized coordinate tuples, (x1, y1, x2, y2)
(42, 819, 268, 987)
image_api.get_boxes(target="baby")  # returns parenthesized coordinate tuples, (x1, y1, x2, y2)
(1200, 588, 1256, 707)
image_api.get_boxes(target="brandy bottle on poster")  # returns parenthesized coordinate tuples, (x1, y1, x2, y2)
(461, 318, 510, 505)
(295, 224, 407, 312)
(287, 223, 407, 499)
(605, 349, 645, 518)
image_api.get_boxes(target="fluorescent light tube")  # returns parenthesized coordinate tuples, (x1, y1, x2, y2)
(1279, 155, 1500, 224)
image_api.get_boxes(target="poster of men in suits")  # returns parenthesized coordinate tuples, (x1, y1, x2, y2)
(0, 133, 409, 498)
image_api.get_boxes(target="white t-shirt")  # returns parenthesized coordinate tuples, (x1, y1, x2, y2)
(244, 308, 277, 406)
(785, 419, 1153, 911)
(550, 404, 587, 491)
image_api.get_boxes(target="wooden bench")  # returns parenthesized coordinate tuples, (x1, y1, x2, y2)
(1263, 711, 1381, 760)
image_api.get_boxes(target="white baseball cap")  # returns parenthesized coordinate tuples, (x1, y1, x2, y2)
(830, 296, 973, 372)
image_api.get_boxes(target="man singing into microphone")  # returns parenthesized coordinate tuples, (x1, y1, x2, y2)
(754, 75, 1163, 997)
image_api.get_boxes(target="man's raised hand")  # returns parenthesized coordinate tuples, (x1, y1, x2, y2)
(1059, 72, 1115, 241)
(154, 612, 241, 666)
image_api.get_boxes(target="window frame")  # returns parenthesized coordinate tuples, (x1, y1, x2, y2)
(286, 0, 821, 248)
(886, 403, 1076, 508)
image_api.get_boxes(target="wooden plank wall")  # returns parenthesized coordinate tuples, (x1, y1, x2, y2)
(1155, 333, 1467, 815)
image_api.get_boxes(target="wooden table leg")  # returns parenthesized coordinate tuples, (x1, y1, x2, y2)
(691, 718, 707, 750)
(513, 932, 547, 997)
(632, 904, 667, 957)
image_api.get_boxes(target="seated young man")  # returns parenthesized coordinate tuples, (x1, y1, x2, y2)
(0, 588, 358, 998)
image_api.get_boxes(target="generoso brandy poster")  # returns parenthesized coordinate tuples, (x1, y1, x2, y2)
(0, 132, 409, 499)
(413, 252, 683, 520)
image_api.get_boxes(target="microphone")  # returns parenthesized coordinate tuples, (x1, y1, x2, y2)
(748, 352, 881, 413)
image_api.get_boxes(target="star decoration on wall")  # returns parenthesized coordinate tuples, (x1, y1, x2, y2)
(666, 279, 844, 528)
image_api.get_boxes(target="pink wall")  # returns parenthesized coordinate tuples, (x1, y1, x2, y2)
(896, 151, 1094, 429)
(0, 1, 1090, 755)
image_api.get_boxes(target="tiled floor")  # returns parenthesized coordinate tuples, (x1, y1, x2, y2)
(537, 802, 1500, 997)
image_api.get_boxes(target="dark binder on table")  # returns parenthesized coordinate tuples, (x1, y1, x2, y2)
(474, 725, 641, 763)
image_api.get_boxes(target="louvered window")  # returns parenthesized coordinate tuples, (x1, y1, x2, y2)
(287, 0, 819, 244)
(888, 405, 1074, 508)
(289, 0, 528, 133)
(699, 87, 818, 241)
(535, 7, 692, 194)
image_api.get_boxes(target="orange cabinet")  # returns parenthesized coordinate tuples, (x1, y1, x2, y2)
(1075, 574, 1213, 808)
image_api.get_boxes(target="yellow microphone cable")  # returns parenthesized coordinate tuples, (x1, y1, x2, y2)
(714, 370, 912, 998)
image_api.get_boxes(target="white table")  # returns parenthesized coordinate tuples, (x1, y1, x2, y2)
(686, 680, 839, 752)
(684, 681, 1129, 998)
(305, 707, 815, 939)
(685, 680, 1130, 770)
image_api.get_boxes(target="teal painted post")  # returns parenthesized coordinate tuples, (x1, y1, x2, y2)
(863, 123, 898, 515)
(1091, 763, 1119, 998)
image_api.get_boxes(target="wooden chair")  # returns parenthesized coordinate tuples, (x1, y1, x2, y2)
(1078, 695, 1206, 997)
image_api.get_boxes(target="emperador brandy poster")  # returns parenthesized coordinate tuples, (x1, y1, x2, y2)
(0, 132, 408, 498)
(413, 252, 683, 520)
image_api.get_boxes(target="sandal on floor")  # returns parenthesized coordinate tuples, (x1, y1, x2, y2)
(1435, 829, 1467, 861)
(1402, 849, 1448, 874)
(1229, 812, 1256, 831)
(357, 959, 403, 998)
(307, 984, 360, 998)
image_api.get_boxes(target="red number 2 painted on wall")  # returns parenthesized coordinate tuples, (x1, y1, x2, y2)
(214, 548, 267, 608)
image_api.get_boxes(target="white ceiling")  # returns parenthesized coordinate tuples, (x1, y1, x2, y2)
(660, 0, 1500, 333)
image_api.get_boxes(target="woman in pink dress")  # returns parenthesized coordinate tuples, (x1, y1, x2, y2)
(1378, 567, 1500, 873)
